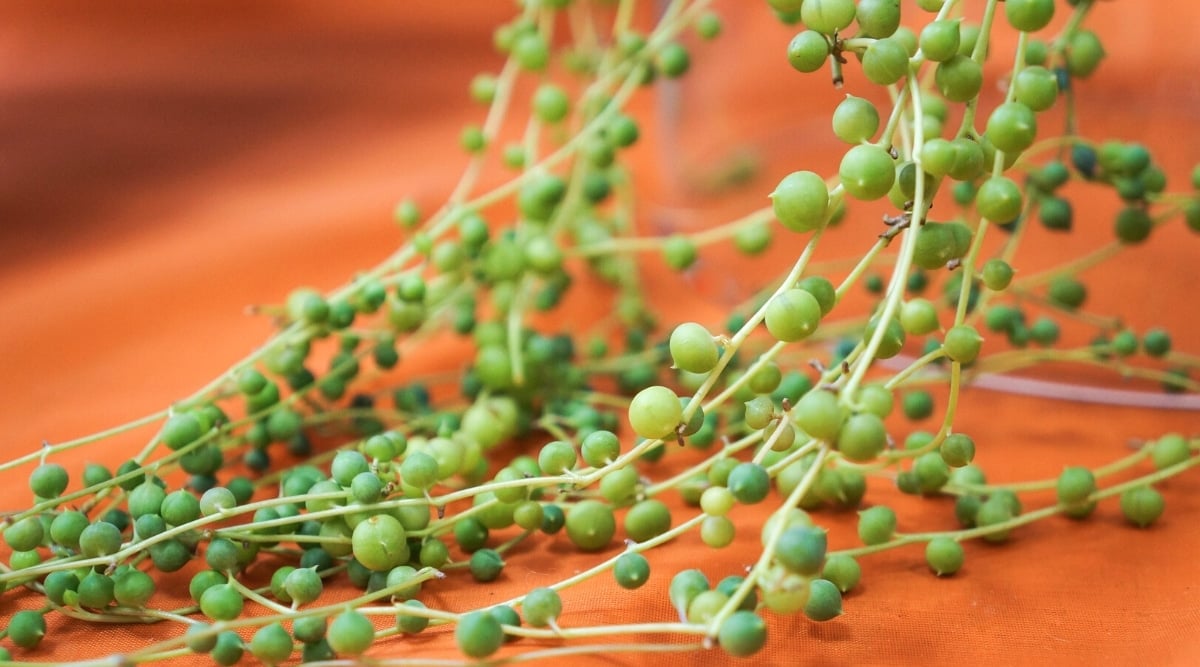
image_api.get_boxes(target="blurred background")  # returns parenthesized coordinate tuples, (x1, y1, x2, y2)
(1, 1, 514, 443)
(4, 1, 1197, 264)
(2, 1, 510, 264)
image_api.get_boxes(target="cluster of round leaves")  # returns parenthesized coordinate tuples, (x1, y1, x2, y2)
(764, 276, 836, 345)
(1069, 140, 1169, 243)
(775, 0, 1151, 302)
(787, 388, 887, 462)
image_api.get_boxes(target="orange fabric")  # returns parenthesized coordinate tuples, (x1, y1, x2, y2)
(1, 2, 1199, 666)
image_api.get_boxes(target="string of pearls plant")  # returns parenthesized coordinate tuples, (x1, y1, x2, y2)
(3, 0, 1199, 663)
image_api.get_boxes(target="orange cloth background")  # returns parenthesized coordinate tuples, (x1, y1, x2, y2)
(1, 1, 1198, 665)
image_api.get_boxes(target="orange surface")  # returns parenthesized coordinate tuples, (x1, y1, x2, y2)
(2, 2, 1199, 665)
